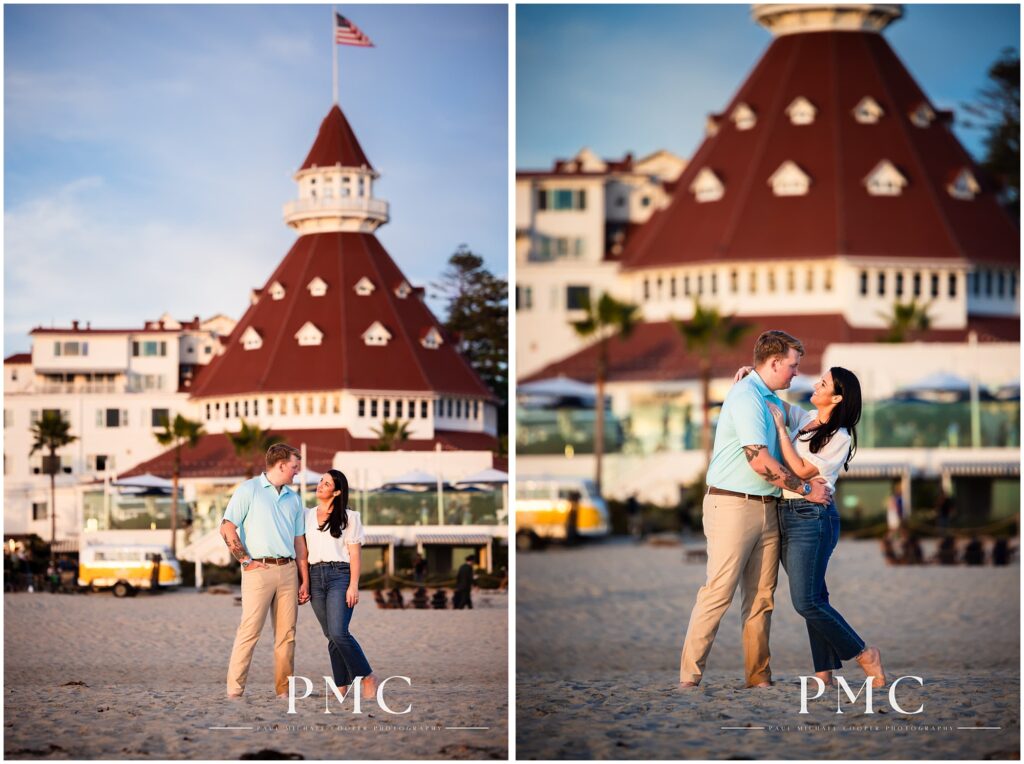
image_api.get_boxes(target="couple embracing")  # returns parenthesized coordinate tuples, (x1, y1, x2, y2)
(679, 330, 886, 690)
(219, 443, 378, 700)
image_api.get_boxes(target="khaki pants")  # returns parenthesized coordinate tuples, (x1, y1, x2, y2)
(226, 561, 299, 696)
(679, 493, 780, 686)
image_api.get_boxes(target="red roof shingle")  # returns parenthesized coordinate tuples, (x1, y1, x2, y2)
(300, 104, 373, 171)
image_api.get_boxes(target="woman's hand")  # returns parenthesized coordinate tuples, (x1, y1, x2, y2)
(298, 582, 310, 605)
(766, 402, 786, 428)
(733, 365, 754, 382)
(346, 584, 360, 608)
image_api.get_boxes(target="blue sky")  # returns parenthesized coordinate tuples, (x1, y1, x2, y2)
(517, 4, 1020, 168)
(5, 4, 508, 354)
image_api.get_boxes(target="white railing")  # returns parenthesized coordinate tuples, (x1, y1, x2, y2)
(283, 197, 389, 218)
(37, 384, 121, 395)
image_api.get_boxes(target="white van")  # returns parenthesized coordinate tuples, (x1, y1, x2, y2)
(78, 544, 182, 597)
(515, 475, 610, 549)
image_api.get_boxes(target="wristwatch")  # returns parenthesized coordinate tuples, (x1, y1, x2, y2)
(801, 482, 812, 496)
(241, 558, 252, 569)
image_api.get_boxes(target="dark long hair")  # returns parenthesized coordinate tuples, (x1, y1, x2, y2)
(317, 469, 350, 538)
(799, 366, 861, 471)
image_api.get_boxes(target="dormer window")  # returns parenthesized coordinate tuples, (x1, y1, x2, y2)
(394, 281, 412, 299)
(731, 103, 757, 131)
(240, 326, 263, 351)
(269, 281, 286, 301)
(947, 168, 980, 201)
(362, 321, 392, 347)
(705, 114, 721, 137)
(786, 96, 817, 126)
(853, 96, 884, 124)
(295, 321, 323, 347)
(690, 168, 725, 203)
(909, 102, 935, 128)
(307, 277, 328, 297)
(250, 288, 261, 306)
(768, 161, 811, 197)
(354, 277, 375, 296)
(864, 160, 907, 197)
(421, 327, 443, 350)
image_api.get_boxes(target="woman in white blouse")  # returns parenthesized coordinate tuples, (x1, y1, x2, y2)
(766, 367, 887, 689)
(306, 470, 378, 697)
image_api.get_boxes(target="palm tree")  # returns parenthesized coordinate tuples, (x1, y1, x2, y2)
(673, 301, 752, 468)
(878, 299, 932, 342)
(29, 411, 77, 549)
(371, 420, 411, 451)
(154, 414, 205, 557)
(227, 419, 284, 479)
(570, 292, 640, 494)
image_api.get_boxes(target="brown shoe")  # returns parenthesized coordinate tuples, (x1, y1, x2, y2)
(855, 646, 886, 688)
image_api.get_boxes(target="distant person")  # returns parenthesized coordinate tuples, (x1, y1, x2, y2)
(46, 560, 59, 594)
(886, 480, 904, 539)
(963, 537, 984, 566)
(565, 491, 581, 546)
(149, 553, 162, 592)
(900, 531, 923, 565)
(374, 589, 388, 609)
(991, 538, 1013, 566)
(935, 536, 958, 565)
(454, 554, 476, 610)
(18, 551, 34, 592)
(412, 587, 429, 609)
(626, 493, 643, 540)
(413, 554, 427, 584)
(431, 588, 448, 609)
(881, 537, 900, 565)
(935, 489, 955, 534)
(387, 586, 405, 609)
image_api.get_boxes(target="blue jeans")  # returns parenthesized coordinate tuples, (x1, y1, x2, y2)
(309, 562, 372, 686)
(778, 499, 866, 672)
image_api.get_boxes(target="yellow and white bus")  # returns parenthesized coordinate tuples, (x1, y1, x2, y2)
(78, 544, 182, 597)
(515, 476, 610, 549)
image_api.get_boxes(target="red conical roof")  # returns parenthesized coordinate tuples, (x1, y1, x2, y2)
(299, 104, 373, 170)
(621, 30, 1019, 271)
(190, 231, 492, 399)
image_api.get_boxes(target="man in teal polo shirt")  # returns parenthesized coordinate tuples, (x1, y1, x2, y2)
(679, 330, 831, 689)
(220, 443, 309, 698)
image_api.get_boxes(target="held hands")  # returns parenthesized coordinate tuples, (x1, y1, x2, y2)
(298, 582, 310, 606)
(346, 585, 359, 608)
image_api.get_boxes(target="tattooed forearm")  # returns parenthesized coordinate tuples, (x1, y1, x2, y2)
(742, 445, 765, 463)
(220, 519, 250, 562)
(782, 471, 803, 491)
(759, 466, 780, 483)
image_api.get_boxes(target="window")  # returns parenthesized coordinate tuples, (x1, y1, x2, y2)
(396, 400, 404, 418)
(306, 397, 313, 415)
(878, 272, 887, 295)
(269, 281, 286, 300)
(864, 160, 907, 196)
(931, 273, 940, 298)
(749, 270, 757, 294)
(358, 399, 366, 417)
(532, 235, 584, 262)
(768, 270, 777, 293)
(710, 273, 717, 295)
(354, 277, 376, 296)
(456, 399, 463, 418)
(205, 404, 211, 421)
(786, 269, 795, 292)
(690, 168, 725, 203)
(240, 327, 263, 351)
(643, 279, 650, 301)
(91, 455, 109, 472)
(538, 188, 586, 211)
(641, 195, 650, 207)
(985, 269, 993, 296)
(913, 272, 921, 298)
(1011, 272, 1018, 300)
(55, 341, 88, 357)
(997, 271, 1006, 297)
(768, 161, 811, 196)
(268, 398, 275, 415)
(333, 396, 340, 414)
(969, 272, 978, 296)
(243, 400, 249, 417)
(132, 340, 166, 357)
(948, 273, 958, 298)
(670, 277, 677, 298)
(434, 400, 441, 417)
(697, 274, 704, 295)
(370, 400, 378, 418)
(151, 408, 170, 428)
(254, 399, 260, 416)
(853, 96, 884, 124)
(683, 275, 691, 296)
(362, 321, 392, 347)
(32, 502, 48, 521)
(408, 400, 416, 419)
(860, 271, 869, 296)
(786, 96, 817, 125)
(730, 270, 738, 293)
(566, 286, 590, 311)
(421, 327, 443, 350)
(731, 102, 757, 130)
(523, 287, 533, 310)
(656, 277, 663, 299)
(895, 272, 904, 297)
(421, 400, 428, 418)
(805, 269, 814, 291)
(3, 409, 10, 429)
(446, 399, 453, 417)
(98, 408, 127, 428)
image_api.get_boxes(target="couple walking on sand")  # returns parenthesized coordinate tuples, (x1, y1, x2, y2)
(219, 443, 378, 700)
(679, 330, 886, 690)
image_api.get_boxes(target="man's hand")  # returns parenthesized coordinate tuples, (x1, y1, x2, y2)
(298, 582, 310, 605)
(734, 365, 754, 383)
(346, 584, 359, 608)
(806, 478, 832, 505)
(243, 560, 269, 572)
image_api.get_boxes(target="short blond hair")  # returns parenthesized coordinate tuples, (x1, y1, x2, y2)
(753, 330, 804, 366)
(266, 443, 301, 468)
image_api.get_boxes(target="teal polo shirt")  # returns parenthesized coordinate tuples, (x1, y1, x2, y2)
(222, 473, 305, 559)
(705, 371, 784, 497)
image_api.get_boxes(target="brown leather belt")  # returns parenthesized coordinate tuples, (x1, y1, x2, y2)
(708, 486, 776, 504)
(253, 556, 294, 565)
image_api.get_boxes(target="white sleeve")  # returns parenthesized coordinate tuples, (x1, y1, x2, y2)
(802, 430, 851, 485)
(788, 406, 815, 440)
(344, 510, 366, 546)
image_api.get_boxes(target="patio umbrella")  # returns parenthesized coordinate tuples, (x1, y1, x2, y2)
(454, 467, 509, 486)
(111, 473, 174, 490)
(382, 469, 444, 486)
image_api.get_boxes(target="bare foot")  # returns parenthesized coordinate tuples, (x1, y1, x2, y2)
(361, 673, 380, 698)
(855, 646, 886, 688)
(751, 681, 772, 688)
(814, 670, 834, 686)
(226, 692, 243, 700)
(678, 680, 699, 690)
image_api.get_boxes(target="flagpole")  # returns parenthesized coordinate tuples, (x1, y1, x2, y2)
(332, 6, 339, 104)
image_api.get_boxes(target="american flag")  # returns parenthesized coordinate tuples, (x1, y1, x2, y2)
(335, 13, 373, 47)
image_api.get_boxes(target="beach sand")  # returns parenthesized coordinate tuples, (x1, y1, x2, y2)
(5, 587, 507, 760)
(517, 537, 1019, 760)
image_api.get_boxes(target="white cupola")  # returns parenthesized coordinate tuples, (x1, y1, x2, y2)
(283, 105, 389, 235)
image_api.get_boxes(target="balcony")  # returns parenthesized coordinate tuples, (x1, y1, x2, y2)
(283, 197, 389, 227)
(36, 383, 122, 395)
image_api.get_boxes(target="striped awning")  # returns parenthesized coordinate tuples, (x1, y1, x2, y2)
(846, 464, 911, 478)
(50, 539, 80, 553)
(364, 534, 397, 546)
(415, 534, 492, 545)
(941, 462, 1020, 477)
